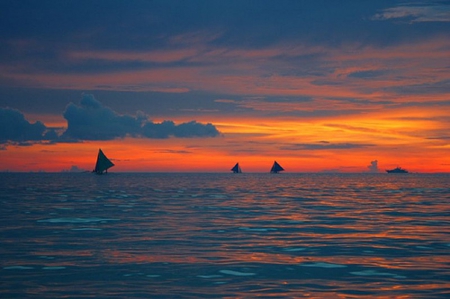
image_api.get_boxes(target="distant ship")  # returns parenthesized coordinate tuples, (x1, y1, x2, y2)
(270, 161, 284, 173)
(231, 162, 242, 173)
(92, 149, 114, 174)
(386, 166, 408, 173)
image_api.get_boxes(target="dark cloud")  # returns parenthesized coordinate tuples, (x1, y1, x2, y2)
(141, 121, 177, 139)
(141, 120, 220, 139)
(62, 94, 220, 140)
(0, 107, 53, 143)
(173, 121, 220, 138)
(156, 149, 192, 154)
(63, 94, 141, 140)
(426, 136, 450, 140)
(280, 142, 373, 151)
(141, 119, 220, 139)
(1, 94, 220, 144)
(348, 70, 386, 79)
(387, 79, 450, 95)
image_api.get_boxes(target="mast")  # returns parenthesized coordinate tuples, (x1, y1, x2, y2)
(270, 161, 284, 173)
(93, 149, 115, 174)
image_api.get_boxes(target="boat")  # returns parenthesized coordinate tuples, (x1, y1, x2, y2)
(231, 162, 242, 173)
(386, 166, 408, 173)
(92, 149, 115, 174)
(270, 161, 284, 173)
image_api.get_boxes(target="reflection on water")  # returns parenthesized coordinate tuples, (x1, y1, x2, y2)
(1, 173, 449, 298)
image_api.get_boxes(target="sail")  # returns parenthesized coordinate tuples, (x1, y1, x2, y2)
(231, 163, 242, 173)
(270, 161, 284, 173)
(93, 149, 115, 174)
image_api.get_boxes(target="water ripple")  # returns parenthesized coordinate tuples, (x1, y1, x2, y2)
(1, 173, 449, 298)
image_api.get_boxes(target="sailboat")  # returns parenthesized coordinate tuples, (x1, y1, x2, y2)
(270, 161, 284, 173)
(92, 149, 115, 174)
(231, 162, 242, 173)
(386, 166, 408, 173)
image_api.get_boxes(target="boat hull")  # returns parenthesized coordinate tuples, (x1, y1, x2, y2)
(386, 167, 408, 173)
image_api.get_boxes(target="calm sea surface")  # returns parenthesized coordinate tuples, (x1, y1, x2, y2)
(1, 173, 449, 298)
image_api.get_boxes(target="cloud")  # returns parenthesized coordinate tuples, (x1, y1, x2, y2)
(62, 165, 86, 173)
(173, 121, 220, 138)
(62, 94, 220, 140)
(156, 149, 192, 154)
(372, 3, 450, 23)
(142, 120, 220, 139)
(62, 94, 141, 140)
(1, 94, 220, 144)
(368, 160, 379, 173)
(280, 142, 373, 151)
(0, 107, 55, 143)
(347, 70, 386, 79)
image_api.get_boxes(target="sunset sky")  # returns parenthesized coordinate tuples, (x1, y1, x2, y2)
(1, 0, 449, 172)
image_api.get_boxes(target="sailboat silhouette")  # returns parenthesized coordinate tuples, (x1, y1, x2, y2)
(231, 162, 242, 173)
(270, 161, 284, 173)
(92, 149, 115, 174)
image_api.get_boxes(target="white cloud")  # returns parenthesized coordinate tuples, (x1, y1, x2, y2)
(373, 4, 450, 23)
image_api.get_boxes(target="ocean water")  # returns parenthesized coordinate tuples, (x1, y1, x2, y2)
(1, 172, 449, 298)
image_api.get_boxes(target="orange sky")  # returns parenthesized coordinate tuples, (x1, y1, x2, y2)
(3, 83, 447, 173)
(2, 110, 449, 173)
(1, 2, 449, 173)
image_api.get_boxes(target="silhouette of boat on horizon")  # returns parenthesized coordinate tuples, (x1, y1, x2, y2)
(270, 161, 284, 173)
(386, 166, 408, 173)
(93, 149, 114, 175)
(231, 163, 242, 173)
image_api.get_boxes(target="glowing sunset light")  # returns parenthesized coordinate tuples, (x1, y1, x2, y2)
(1, 1, 449, 173)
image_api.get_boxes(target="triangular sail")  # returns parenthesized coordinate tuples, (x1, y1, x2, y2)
(231, 163, 242, 173)
(93, 149, 114, 174)
(270, 161, 284, 173)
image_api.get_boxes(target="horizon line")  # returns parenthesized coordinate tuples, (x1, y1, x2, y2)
(1, 171, 448, 174)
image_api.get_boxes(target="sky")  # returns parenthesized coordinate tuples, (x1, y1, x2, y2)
(1, 0, 449, 173)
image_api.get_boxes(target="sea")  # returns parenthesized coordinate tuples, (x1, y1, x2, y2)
(0, 172, 449, 298)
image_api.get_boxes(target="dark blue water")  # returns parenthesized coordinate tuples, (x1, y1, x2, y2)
(1, 173, 449, 298)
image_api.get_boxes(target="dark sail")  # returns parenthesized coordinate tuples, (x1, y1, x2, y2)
(231, 163, 242, 173)
(270, 161, 284, 173)
(93, 149, 115, 174)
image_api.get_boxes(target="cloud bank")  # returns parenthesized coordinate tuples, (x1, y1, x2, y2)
(1, 94, 220, 144)
(0, 107, 57, 144)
